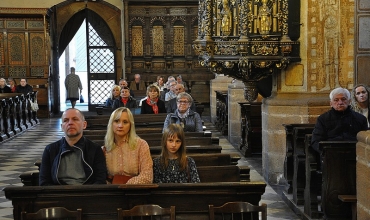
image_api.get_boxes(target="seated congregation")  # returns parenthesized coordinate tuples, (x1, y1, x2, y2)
(6, 107, 267, 220)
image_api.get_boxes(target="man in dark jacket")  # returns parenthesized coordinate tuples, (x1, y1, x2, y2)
(311, 87, 368, 153)
(15, 78, 33, 94)
(39, 108, 107, 185)
(0, 78, 11, 93)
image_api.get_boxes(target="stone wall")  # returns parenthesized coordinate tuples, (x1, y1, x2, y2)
(356, 130, 370, 219)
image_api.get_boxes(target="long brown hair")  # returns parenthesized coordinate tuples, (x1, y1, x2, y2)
(160, 124, 187, 171)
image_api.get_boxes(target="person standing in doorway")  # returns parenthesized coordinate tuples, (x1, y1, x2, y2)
(65, 67, 82, 108)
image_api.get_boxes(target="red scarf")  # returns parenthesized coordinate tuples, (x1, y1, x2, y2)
(146, 97, 158, 114)
(121, 97, 128, 106)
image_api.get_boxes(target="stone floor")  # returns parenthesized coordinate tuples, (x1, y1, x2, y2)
(0, 103, 301, 219)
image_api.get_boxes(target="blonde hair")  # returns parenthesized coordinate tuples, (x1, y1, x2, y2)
(160, 124, 187, 171)
(110, 85, 121, 99)
(146, 84, 160, 96)
(104, 107, 137, 152)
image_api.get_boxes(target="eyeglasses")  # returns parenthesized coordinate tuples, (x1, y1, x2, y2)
(177, 101, 189, 104)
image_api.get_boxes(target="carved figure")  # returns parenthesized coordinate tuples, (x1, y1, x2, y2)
(258, 0, 271, 35)
(220, 0, 232, 36)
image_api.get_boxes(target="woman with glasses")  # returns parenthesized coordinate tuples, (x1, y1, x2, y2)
(163, 92, 203, 132)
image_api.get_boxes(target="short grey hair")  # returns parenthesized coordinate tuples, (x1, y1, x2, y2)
(329, 87, 350, 101)
(176, 92, 193, 103)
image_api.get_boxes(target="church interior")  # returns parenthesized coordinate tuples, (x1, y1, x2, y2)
(0, 0, 370, 219)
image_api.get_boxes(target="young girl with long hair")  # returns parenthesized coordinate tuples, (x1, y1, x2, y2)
(153, 124, 200, 183)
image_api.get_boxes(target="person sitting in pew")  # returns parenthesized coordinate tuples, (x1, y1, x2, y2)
(16, 78, 33, 95)
(0, 78, 11, 93)
(112, 86, 137, 110)
(105, 85, 121, 108)
(141, 84, 166, 114)
(163, 92, 203, 132)
(166, 84, 196, 113)
(103, 107, 153, 184)
(351, 84, 370, 127)
(119, 79, 134, 97)
(7, 77, 17, 93)
(39, 108, 107, 186)
(153, 124, 200, 183)
(311, 87, 368, 153)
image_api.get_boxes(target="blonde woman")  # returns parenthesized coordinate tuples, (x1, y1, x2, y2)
(103, 107, 153, 184)
(105, 85, 121, 107)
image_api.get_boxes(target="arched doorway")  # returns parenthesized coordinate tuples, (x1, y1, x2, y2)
(50, 1, 122, 114)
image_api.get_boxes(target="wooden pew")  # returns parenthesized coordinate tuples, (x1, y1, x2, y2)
(4, 182, 266, 220)
(0, 92, 39, 143)
(239, 102, 262, 157)
(83, 131, 212, 138)
(282, 123, 315, 196)
(85, 135, 219, 146)
(20, 164, 249, 186)
(32, 152, 240, 171)
(215, 90, 228, 135)
(303, 137, 357, 219)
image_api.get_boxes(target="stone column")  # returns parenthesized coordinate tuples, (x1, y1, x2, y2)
(227, 80, 246, 146)
(262, 93, 329, 184)
(356, 130, 370, 219)
(210, 75, 233, 124)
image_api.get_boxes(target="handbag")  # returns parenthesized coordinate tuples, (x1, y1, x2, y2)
(80, 94, 84, 103)
(29, 99, 39, 111)
(112, 175, 133, 184)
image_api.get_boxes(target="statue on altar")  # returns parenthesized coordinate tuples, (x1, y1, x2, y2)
(257, 0, 272, 35)
(220, 0, 232, 36)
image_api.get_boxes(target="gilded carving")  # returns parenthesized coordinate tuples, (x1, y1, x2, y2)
(308, 0, 354, 91)
(0, 68, 4, 77)
(131, 26, 143, 57)
(173, 26, 185, 56)
(152, 26, 164, 56)
(257, 0, 272, 35)
(220, 0, 232, 36)
(194, 0, 300, 101)
(8, 33, 26, 65)
(251, 44, 279, 56)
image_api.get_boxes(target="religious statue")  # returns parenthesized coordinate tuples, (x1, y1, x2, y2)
(257, 0, 272, 35)
(220, 0, 232, 36)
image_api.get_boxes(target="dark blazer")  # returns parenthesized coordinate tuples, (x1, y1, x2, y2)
(39, 137, 107, 186)
(0, 86, 11, 93)
(112, 96, 137, 110)
(141, 98, 166, 114)
(15, 84, 33, 94)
